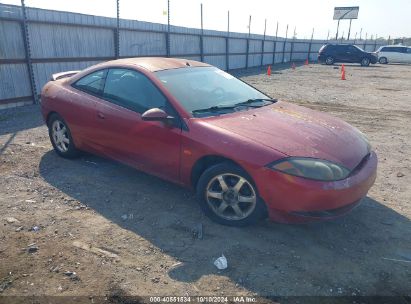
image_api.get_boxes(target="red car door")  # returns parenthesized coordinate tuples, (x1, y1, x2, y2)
(64, 69, 107, 150)
(92, 68, 182, 182)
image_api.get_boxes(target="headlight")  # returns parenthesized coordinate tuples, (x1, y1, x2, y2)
(268, 158, 350, 181)
(353, 127, 371, 152)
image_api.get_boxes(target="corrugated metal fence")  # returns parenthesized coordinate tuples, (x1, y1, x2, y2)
(0, 3, 386, 108)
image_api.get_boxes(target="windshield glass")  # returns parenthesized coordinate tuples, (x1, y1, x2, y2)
(354, 45, 365, 52)
(155, 67, 270, 116)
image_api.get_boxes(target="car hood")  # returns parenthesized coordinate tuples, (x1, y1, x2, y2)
(203, 101, 369, 170)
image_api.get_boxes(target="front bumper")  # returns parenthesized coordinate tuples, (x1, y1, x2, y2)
(253, 151, 378, 223)
(317, 55, 326, 63)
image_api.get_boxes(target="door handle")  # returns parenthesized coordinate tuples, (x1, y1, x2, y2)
(97, 112, 105, 119)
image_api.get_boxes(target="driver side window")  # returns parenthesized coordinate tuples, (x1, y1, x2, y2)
(103, 69, 167, 114)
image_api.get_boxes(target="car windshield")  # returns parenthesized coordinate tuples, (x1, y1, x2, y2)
(354, 45, 365, 52)
(155, 67, 271, 117)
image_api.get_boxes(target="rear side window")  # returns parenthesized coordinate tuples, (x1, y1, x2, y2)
(348, 45, 360, 52)
(73, 70, 107, 95)
(384, 47, 406, 53)
(103, 69, 167, 114)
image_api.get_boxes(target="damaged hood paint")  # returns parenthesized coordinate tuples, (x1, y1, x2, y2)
(204, 101, 369, 170)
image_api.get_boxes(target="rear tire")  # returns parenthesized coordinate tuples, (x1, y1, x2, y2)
(325, 56, 334, 65)
(48, 113, 80, 158)
(379, 57, 388, 64)
(196, 162, 267, 227)
(361, 57, 370, 67)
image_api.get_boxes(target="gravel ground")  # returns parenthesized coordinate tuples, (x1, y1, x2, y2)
(0, 63, 410, 303)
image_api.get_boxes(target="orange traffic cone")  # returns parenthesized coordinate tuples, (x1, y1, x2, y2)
(292, 62, 296, 70)
(305, 58, 309, 65)
(267, 65, 271, 76)
(341, 64, 346, 80)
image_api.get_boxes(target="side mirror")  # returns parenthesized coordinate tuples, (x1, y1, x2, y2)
(141, 108, 175, 123)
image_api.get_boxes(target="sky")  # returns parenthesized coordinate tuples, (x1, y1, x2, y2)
(1, 0, 410, 39)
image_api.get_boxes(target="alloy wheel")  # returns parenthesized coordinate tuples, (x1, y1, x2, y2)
(206, 173, 257, 221)
(51, 120, 70, 152)
(362, 58, 370, 66)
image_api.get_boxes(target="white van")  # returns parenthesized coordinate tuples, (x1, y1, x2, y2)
(376, 45, 411, 64)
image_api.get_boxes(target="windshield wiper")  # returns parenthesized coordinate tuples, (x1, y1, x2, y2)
(192, 98, 277, 115)
(192, 105, 236, 114)
(234, 98, 277, 107)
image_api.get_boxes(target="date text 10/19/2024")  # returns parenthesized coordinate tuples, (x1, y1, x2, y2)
(149, 296, 257, 303)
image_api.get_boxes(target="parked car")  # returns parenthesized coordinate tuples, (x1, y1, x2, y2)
(318, 44, 378, 66)
(41, 58, 377, 226)
(376, 45, 411, 64)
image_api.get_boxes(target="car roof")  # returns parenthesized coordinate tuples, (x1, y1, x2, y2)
(98, 57, 211, 72)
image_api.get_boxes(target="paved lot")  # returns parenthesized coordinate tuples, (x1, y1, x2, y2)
(0, 63, 410, 302)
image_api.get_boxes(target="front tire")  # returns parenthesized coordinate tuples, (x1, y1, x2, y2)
(196, 162, 267, 226)
(325, 56, 334, 65)
(48, 113, 80, 158)
(379, 57, 388, 64)
(361, 57, 370, 66)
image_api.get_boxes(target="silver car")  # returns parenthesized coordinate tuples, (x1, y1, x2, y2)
(377, 45, 411, 64)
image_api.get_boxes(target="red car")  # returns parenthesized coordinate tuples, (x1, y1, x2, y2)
(41, 57, 377, 226)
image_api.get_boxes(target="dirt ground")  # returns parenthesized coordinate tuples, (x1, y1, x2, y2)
(1, 63, 410, 303)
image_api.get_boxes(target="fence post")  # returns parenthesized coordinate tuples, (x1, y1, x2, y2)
(200, 3, 204, 62)
(374, 34, 377, 51)
(347, 19, 352, 40)
(246, 15, 251, 69)
(115, 0, 120, 58)
(272, 21, 278, 65)
(281, 24, 288, 63)
(260, 19, 266, 67)
(307, 28, 314, 62)
(20, 0, 38, 104)
(166, 0, 170, 57)
(226, 10, 229, 71)
(363, 33, 367, 50)
(290, 26, 296, 62)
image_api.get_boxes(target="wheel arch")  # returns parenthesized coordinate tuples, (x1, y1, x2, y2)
(190, 155, 245, 188)
(46, 111, 59, 127)
(379, 56, 388, 64)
